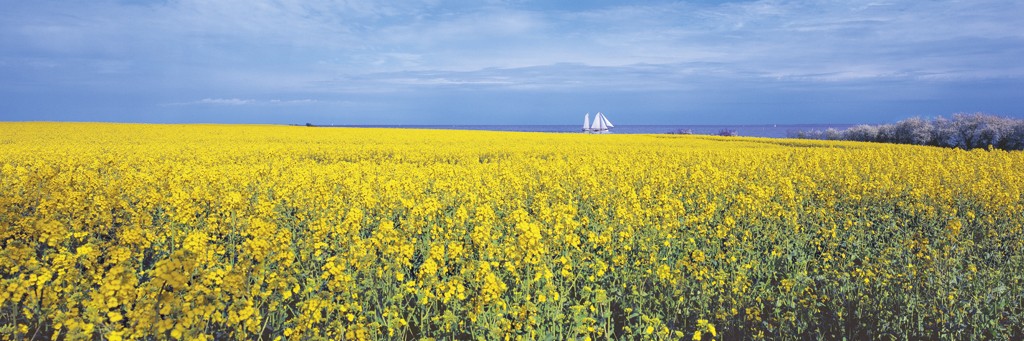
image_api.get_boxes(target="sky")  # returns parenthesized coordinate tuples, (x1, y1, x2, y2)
(1, 0, 1022, 125)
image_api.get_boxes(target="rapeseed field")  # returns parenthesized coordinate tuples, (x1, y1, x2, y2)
(1, 122, 1022, 340)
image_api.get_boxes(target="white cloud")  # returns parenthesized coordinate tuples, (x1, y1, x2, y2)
(9, 0, 1020, 82)
(166, 98, 319, 106)
(3, 0, 1023, 124)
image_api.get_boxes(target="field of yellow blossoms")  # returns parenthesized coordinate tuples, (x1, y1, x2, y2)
(2, 122, 1023, 340)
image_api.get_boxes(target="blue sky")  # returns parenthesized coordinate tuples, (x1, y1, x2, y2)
(1, 0, 1022, 125)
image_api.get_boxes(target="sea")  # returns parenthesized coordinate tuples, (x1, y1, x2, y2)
(326, 124, 856, 138)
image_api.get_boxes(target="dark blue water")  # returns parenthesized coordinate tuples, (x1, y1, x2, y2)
(327, 124, 856, 138)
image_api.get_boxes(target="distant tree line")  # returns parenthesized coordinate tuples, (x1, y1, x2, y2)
(787, 113, 1024, 150)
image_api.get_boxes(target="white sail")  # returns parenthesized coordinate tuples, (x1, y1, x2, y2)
(583, 112, 614, 133)
(601, 113, 614, 128)
(594, 112, 608, 131)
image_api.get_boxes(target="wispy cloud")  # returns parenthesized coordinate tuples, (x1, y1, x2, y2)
(7, 0, 1021, 80)
(166, 98, 318, 106)
(1, 0, 1022, 123)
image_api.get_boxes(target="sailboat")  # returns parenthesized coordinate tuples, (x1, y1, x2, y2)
(583, 112, 614, 133)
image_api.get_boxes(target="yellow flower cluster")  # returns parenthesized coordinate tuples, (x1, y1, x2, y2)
(2, 122, 1023, 339)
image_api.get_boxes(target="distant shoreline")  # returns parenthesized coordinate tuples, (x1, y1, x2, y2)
(294, 124, 858, 138)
